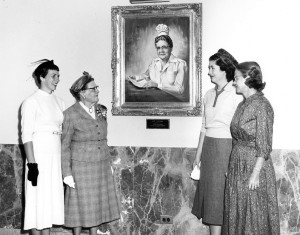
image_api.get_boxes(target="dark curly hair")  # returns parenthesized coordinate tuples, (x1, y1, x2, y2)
(209, 49, 238, 82)
(154, 35, 173, 48)
(31, 59, 59, 88)
(236, 61, 266, 91)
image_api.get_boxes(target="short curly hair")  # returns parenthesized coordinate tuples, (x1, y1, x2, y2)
(235, 61, 266, 91)
(154, 35, 173, 48)
(32, 59, 59, 88)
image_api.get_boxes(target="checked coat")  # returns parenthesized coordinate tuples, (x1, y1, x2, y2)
(61, 102, 120, 227)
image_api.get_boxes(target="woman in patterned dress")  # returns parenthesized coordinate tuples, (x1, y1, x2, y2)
(21, 60, 65, 235)
(223, 61, 280, 234)
(191, 49, 242, 235)
(61, 72, 120, 235)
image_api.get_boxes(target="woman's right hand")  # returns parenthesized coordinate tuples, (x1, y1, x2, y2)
(63, 175, 75, 188)
(127, 75, 136, 81)
(143, 80, 158, 88)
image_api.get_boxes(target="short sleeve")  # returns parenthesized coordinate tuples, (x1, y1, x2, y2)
(179, 59, 187, 72)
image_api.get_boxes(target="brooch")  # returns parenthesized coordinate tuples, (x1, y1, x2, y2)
(96, 104, 107, 120)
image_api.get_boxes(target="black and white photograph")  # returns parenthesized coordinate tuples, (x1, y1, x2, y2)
(1, 0, 300, 234)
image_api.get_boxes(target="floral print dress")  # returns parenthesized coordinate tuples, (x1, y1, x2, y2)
(222, 92, 280, 235)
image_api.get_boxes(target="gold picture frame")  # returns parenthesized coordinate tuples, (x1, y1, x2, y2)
(111, 3, 202, 116)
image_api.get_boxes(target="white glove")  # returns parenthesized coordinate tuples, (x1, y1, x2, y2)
(63, 175, 75, 188)
(190, 163, 201, 180)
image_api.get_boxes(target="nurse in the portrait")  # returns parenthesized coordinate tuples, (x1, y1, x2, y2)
(128, 24, 188, 101)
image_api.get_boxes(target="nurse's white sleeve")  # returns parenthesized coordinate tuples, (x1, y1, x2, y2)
(21, 98, 37, 143)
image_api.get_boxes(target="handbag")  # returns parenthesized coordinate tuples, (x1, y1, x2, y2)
(190, 163, 201, 180)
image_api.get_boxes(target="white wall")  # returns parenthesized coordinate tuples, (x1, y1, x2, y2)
(1, 0, 299, 149)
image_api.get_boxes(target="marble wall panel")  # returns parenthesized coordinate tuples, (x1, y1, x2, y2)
(0, 144, 299, 235)
(0, 144, 24, 229)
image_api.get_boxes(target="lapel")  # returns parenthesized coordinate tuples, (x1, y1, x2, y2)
(74, 102, 97, 121)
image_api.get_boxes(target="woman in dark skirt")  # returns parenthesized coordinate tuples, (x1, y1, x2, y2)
(61, 72, 120, 235)
(191, 49, 242, 235)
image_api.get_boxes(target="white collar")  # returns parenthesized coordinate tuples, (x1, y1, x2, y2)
(79, 101, 95, 117)
(37, 89, 52, 96)
(215, 81, 234, 92)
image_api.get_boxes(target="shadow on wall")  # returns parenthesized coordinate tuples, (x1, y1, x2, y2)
(18, 104, 26, 230)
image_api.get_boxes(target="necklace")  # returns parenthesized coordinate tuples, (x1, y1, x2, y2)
(89, 107, 93, 113)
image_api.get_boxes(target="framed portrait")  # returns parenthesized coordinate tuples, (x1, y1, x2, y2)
(111, 3, 202, 116)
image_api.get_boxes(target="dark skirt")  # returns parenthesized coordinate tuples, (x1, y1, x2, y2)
(191, 136, 232, 225)
(64, 158, 120, 227)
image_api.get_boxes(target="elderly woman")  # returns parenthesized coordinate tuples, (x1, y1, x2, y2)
(61, 72, 120, 235)
(191, 49, 242, 235)
(222, 62, 280, 234)
(21, 59, 65, 235)
(128, 24, 188, 101)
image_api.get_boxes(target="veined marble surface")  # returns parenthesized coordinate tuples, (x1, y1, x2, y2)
(110, 147, 209, 235)
(0, 144, 299, 235)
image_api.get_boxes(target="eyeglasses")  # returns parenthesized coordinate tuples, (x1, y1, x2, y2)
(156, 46, 169, 51)
(84, 86, 99, 92)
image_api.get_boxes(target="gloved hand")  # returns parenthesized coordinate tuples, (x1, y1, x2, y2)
(63, 175, 76, 188)
(27, 163, 39, 186)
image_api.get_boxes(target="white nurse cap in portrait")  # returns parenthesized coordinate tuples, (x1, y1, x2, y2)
(156, 24, 169, 36)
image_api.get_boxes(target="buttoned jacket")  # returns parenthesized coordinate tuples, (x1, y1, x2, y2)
(61, 102, 110, 177)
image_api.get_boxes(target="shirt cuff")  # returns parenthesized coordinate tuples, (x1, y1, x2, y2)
(22, 135, 33, 144)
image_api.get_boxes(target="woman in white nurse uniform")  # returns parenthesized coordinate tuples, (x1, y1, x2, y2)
(21, 59, 65, 235)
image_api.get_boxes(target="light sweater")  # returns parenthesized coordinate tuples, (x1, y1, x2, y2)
(21, 89, 65, 143)
(201, 81, 243, 138)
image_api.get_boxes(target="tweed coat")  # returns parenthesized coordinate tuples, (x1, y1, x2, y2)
(61, 102, 111, 177)
(61, 102, 120, 227)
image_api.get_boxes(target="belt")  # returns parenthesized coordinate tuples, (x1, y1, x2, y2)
(34, 130, 62, 135)
(53, 131, 62, 135)
(236, 140, 255, 147)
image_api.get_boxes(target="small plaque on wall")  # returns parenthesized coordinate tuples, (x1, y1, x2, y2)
(146, 119, 170, 129)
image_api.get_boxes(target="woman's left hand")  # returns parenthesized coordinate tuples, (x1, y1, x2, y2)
(248, 170, 260, 190)
(143, 80, 158, 88)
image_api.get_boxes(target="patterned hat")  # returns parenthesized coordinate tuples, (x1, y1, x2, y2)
(69, 71, 94, 98)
